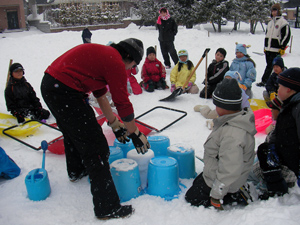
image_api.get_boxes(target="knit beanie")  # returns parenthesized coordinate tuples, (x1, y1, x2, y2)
(267, 96, 283, 110)
(118, 38, 144, 65)
(224, 71, 242, 81)
(9, 63, 24, 76)
(277, 67, 300, 92)
(271, 3, 281, 16)
(213, 79, 242, 111)
(146, 46, 156, 56)
(272, 55, 284, 69)
(235, 44, 248, 55)
(216, 48, 227, 58)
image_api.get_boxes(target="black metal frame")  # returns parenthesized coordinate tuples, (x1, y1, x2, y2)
(135, 106, 187, 133)
(2, 120, 61, 151)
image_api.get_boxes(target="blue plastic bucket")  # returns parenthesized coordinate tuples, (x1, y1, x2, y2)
(167, 143, 196, 179)
(109, 146, 123, 164)
(147, 136, 170, 156)
(147, 156, 180, 199)
(25, 168, 51, 201)
(113, 139, 134, 158)
(110, 158, 142, 202)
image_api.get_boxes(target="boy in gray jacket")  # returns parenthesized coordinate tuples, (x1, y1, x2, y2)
(185, 79, 256, 210)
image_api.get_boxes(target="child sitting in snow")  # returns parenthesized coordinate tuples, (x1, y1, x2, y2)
(229, 43, 256, 98)
(199, 48, 229, 98)
(255, 68, 300, 200)
(263, 56, 286, 102)
(185, 79, 256, 210)
(170, 49, 199, 94)
(126, 67, 142, 95)
(141, 46, 167, 92)
(194, 71, 250, 121)
(5, 63, 50, 123)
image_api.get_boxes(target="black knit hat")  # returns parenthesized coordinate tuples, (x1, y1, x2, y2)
(118, 38, 144, 65)
(212, 79, 242, 111)
(272, 55, 284, 69)
(277, 68, 300, 92)
(9, 63, 24, 76)
(216, 48, 226, 58)
(146, 46, 156, 56)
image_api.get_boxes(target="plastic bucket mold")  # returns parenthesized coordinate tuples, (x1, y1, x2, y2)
(110, 158, 142, 202)
(108, 146, 123, 164)
(147, 136, 170, 156)
(113, 139, 134, 158)
(167, 143, 196, 179)
(147, 156, 180, 199)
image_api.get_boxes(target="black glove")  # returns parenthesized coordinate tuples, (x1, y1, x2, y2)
(128, 128, 150, 154)
(14, 112, 25, 124)
(107, 117, 129, 144)
(266, 144, 280, 168)
(210, 197, 224, 210)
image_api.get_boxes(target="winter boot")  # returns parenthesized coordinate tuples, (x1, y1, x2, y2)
(263, 169, 288, 197)
(97, 205, 134, 220)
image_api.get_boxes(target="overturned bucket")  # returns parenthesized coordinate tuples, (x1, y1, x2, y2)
(147, 156, 180, 200)
(113, 139, 134, 158)
(110, 158, 142, 202)
(167, 143, 196, 179)
(147, 135, 170, 156)
(109, 146, 124, 164)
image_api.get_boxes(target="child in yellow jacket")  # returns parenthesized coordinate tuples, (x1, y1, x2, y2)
(170, 49, 199, 94)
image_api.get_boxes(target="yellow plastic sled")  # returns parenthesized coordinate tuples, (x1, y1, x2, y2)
(249, 99, 268, 111)
(0, 112, 41, 136)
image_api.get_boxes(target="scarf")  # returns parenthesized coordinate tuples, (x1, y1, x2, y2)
(156, 8, 171, 25)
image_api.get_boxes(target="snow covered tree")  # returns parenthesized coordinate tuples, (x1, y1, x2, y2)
(135, 0, 160, 26)
(240, 0, 272, 34)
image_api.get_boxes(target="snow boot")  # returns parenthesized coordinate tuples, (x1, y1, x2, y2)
(97, 205, 133, 220)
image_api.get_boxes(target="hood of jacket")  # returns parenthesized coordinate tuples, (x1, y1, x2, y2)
(213, 108, 257, 136)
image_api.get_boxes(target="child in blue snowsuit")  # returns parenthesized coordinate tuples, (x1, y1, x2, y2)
(229, 43, 256, 99)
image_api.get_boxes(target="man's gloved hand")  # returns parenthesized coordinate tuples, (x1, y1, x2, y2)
(171, 84, 176, 92)
(128, 128, 150, 154)
(210, 197, 224, 210)
(107, 117, 129, 144)
(267, 144, 280, 168)
(279, 47, 285, 56)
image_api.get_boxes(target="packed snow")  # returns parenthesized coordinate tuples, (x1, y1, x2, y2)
(1, 22, 300, 225)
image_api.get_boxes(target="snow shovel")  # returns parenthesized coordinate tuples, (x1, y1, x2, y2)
(25, 140, 51, 201)
(159, 48, 210, 102)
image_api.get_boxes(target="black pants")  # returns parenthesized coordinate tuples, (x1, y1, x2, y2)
(261, 51, 280, 83)
(185, 173, 211, 207)
(41, 74, 120, 217)
(199, 84, 216, 99)
(159, 41, 178, 67)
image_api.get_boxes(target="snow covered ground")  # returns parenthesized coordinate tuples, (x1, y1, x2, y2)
(1, 22, 300, 225)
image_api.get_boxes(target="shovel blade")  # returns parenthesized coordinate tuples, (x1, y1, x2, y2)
(159, 88, 183, 102)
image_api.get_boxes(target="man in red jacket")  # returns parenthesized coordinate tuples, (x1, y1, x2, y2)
(41, 38, 150, 220)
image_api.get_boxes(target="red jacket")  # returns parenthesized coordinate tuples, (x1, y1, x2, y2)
(141, 58, 166, 83)
(45, 44, 133, 119)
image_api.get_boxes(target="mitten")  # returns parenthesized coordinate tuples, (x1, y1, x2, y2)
(270, 92, 276, 101)
(171, 84, 176, 92)
(13, 111, 25, 124)
(279, 47, 285, 56)
(107, 117, 129, 144)
(210, 198, 224, 210)
(266, 144, 280, 168)
(128, 128, 150, 154)
(186, 82, 193, 90)
(239, 84, 247, 90)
